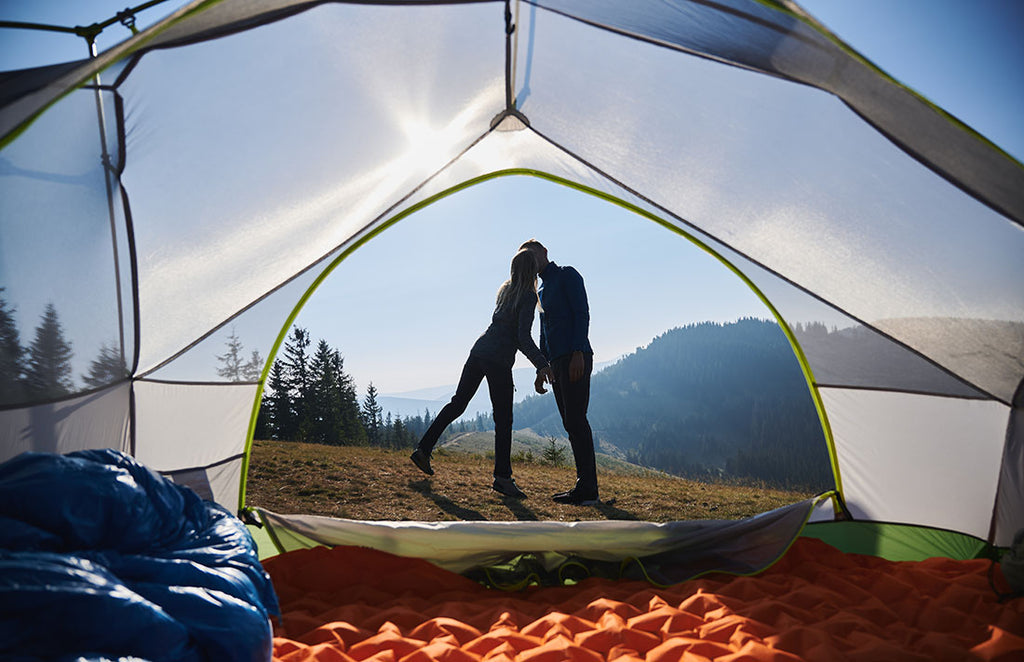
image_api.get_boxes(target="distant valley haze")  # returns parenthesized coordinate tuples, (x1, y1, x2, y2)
(377, 359, 618, 420)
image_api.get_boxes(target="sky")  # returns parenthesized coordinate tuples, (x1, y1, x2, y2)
(1, 0, 1022, 398)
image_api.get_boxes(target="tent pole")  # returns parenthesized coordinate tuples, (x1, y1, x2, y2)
(85, 35, 130, 420)
(503, 0, 514, 110)
(510, 0, 520, 108)
(489, 0, 530, 130)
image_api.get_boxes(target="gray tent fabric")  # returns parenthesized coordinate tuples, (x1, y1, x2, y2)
(4, 1, 1021, 225)
(1, 0, 1022, 555)
(533, 0, 1024, 227)
(258, 496, 820, 576)
(992, 379, 1024, 544)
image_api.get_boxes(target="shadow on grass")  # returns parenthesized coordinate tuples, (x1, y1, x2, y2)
(408, 478, 487, 521)
(502, 493, 638, 522)
(497, 495, 539, 521)
(592, 498, 640, 520)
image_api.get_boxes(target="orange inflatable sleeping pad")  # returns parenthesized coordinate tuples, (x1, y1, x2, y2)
(264, 536, 1024, 661)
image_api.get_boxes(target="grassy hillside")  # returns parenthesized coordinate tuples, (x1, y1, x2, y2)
(245, 439, 816, 522)
(440, 428, 653, 476)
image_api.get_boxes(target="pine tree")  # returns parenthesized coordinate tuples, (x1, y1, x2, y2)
(302, 342, 366, 445)
(253, 396, 271, 440)
(263, 359, 294, 440)
(391, 415, 409, 449)
(382, 412, 394, 448)
(282, 327, 312, 430)
(541, 436, 567, 466)
(0, 289, 25, 405)
(215, 327, 245, 381)
(83, 341, 127, 388)
(242, 349, 264, 382)
(336, 349, 366, 445)
(305, 339, 343, 444)
(300, 340, 367, 445)
(23, 303, 74, 399)
(361, 383, 384, 446)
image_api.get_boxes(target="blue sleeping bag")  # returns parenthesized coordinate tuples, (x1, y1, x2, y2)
(0, 449, 279, 662)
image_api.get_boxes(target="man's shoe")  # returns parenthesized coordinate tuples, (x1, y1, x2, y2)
(552, 489, 599, 505)
(552, 481, 599, 505)
(410, 448, 434, 476)
(552, 479, 579, 500)
(492, 475, 527, 499)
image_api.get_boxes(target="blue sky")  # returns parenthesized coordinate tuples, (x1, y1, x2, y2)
(2, 0, 1022, 396)
(802, 0, 1023, 163)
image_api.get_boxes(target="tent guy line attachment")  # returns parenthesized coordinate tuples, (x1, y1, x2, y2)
(0, 0, 171, 50)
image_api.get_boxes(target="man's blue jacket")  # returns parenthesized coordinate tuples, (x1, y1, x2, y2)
(538, 261, 593, 362)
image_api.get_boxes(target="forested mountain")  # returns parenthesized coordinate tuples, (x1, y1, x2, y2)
(475, 318, 832, 491)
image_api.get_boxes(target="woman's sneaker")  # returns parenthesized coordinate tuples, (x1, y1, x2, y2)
(410, 448, 434, 475)
(492, 475, 527, 498)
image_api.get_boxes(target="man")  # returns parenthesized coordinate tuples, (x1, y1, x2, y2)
(521, 239, 599, 505)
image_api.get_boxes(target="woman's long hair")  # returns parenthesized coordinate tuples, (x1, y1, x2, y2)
(495, 248, 539, 312)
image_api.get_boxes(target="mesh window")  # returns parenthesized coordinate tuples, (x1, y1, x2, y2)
(0, 84, 130, 406)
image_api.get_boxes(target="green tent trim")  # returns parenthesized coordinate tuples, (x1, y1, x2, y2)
(802, 519, 997, 562)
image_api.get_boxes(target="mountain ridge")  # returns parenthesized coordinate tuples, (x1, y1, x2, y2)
(378, 358, 618, 419)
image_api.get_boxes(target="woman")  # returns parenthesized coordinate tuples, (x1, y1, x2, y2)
(410, 247, 554, 498)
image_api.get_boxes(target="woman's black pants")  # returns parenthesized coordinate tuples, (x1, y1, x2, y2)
(415, 354, 514, 478)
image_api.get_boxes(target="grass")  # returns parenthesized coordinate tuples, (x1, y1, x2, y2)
(245, 439, 815, 522)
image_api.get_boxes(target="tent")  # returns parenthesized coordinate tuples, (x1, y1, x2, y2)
(1, 0, 1022, 578)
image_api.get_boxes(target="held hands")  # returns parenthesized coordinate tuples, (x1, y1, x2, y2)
(535, 354, 584, 393)
(535, 366, 554, 394)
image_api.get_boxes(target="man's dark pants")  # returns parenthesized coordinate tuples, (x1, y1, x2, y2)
(551, 352, 597, 490)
